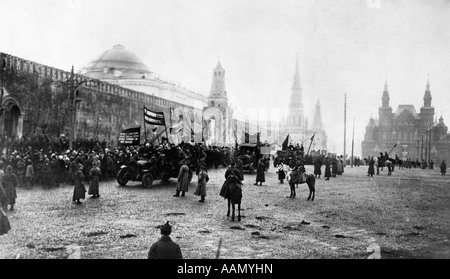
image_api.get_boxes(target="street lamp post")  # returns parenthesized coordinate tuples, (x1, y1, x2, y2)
(58, 65, 95, 150)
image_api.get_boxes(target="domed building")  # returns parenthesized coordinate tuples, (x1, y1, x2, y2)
(80, 44, 207, 110)
(80, 44, 152, 80)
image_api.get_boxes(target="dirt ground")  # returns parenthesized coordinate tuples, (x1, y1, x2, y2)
(0, 163, 449, 259)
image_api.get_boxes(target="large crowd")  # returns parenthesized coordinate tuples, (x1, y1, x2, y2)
(0, 134, 236, 190)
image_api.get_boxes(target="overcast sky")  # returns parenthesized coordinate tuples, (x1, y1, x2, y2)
(1, 0, 449, 155)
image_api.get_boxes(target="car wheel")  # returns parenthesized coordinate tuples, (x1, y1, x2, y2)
(142, 173, 154, 189)
(117, 169, 128, 186)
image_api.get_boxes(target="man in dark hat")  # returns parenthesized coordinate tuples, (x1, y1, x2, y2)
(148, 221, 183, 259)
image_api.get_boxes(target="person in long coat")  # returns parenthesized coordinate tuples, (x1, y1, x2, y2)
(148, 221, 182, 259)
(2, 166, 17, 211)
(441, 160, 447, 175)
(0, 183, 11, 235)
(331, 158, 338, 177)
(313, 157, 322, 178)
(174, 164, 192, 197)
(367, 157, 375, 177)
(193, 166, 209, 202)
(254, 159, 266, 186)
(25, 160, 35, 189)
(88, 161, 102, 198)
(324, 157, 331, 180)
(73, 164, 86, 204)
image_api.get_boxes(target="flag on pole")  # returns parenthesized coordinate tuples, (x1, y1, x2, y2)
(144, 107, 165, 126)
(282, 134, 289, 150)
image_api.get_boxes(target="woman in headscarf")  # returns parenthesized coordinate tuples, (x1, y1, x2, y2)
(174, 164, 192, 197)
(88, 160, 102, 198)
(73, 164, 86, 204)
(2, 165, 17, 211)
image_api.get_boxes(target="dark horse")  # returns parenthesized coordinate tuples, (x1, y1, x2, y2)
(227, 183, 242, 221)
(220, 174, 242, 222)
(287, 170, 316, 200)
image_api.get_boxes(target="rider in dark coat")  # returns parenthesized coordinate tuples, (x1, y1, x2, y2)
(220, 163, 242, 199)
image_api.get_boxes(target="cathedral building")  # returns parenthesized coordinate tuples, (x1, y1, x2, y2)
(362, 79, 450, 164)
(280, 58, 327, 151)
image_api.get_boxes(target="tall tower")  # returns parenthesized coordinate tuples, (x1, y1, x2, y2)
(311, 99, 327, 150)
(312, 99, 324, 130)
(208, 60, 228, 108)
(204, 60, 232, 145)
(286, 58, 304, 127)
(379, 79, 393, 127)
(420, 76, 434, 125)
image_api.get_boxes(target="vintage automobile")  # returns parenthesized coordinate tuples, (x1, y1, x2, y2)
(237, 143, 270, 174)
(116, 157, 189, 188)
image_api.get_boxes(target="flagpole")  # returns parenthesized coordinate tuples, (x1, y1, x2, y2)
(344, 93, 347, 167)
(143, 106, 147, 143)
(306, 133, 315, 156)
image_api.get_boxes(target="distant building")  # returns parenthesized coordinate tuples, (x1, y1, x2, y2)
(362, 79, 450, 164)
(280, 57, 327, 151)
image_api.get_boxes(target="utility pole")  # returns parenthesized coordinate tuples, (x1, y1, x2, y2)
(351, 116, 355, 167)
(344, 93, 347, 166)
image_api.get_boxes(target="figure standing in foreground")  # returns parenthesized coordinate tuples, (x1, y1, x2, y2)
(254, 158, 266, 186)
(148, 221, 183, 259)
(441, 160, 446, 175)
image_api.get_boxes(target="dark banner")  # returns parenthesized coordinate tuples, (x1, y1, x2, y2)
(144, 107, 165, 126)
(118, 127, 141, 146)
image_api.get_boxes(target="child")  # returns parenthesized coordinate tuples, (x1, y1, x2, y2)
(276, 162, 286, 183)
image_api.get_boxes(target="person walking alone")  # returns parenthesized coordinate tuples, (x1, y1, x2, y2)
(2, 166, 17, 211)
(73, 164, 86, 205)
(174, 164, 192, 197)
(194, 166, 209, 202)
(88, 160, 101, 198)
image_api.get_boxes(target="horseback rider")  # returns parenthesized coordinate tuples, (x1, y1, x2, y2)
(220, 162, 242, 199)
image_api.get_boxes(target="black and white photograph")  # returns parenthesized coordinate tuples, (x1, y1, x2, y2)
(0, 0, 449, 263)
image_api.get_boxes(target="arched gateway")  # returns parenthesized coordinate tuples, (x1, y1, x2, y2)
(0, 88, 24, 140)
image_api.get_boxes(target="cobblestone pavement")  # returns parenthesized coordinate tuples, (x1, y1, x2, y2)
(1, 163, 449, 259)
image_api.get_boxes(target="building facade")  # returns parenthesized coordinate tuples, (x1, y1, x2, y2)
(0, 47, 280, 147)
(362, 80, 450, 164)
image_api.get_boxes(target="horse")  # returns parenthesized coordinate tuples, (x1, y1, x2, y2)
(226, 182, 242, 221)
(286, 169, 316, 200)
(383, 158, 394, 176)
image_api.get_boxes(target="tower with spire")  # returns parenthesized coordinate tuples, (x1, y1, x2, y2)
(208, 60, 228, 109)
(203, 60, 233, 145)
(281, 56, 327, 150)
(311, 99, 328, 150)
(420, 76, 434, 126)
